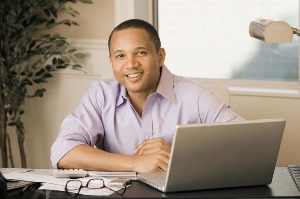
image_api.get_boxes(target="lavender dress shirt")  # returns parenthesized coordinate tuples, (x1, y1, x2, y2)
(51, 66, 243, 168)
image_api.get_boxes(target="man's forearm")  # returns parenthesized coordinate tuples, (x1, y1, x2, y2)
(57, 144, 135, 171)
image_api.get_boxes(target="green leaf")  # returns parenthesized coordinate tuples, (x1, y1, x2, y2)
(42, 73, 53, 78)
(52, 57, 58, 64)
(43, 8, 51, 17)
(33, 78, 47, 84)
(80, 0, 93, 4)
(68, 48, 77, 53)
(26, 88, 47, 98)
(29, 40, 37, 49)
(34, 88, 46, 97)
(47, 19, 55, 27)
(9, 9, 17, 17)
(54, 40, 66, 47)
(8, 109, 13, 115)
(45, 65, 53, 71)
(27, 72, 33, 77)
(8, 122, 16, 126)
(61, 56, 70, 63)
(56, 65, 67, 69)
(41, 34, 51, 39)
(35, 68, 46, 76)
(74, 52, 85, 59)
(72, 64, 82, 69)
(23, 79, 33, 86)
(49, 7, 58, 18)
(53, 33, 61, 39)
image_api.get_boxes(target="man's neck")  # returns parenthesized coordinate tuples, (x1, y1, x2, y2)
(127, 91, 154, 118)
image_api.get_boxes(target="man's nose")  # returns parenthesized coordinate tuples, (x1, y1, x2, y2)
(126, 55, 139, 68)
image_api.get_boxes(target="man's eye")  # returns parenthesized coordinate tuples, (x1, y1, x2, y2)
(116, 54, 124, 59)
(137, 51, 146, 55)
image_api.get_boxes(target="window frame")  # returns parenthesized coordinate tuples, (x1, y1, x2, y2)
(153, 0, 300, 94)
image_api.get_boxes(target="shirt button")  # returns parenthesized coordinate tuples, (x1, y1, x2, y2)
(145, 135, 149, 139)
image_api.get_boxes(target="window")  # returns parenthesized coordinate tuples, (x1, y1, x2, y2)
(157, 0, 299, 83)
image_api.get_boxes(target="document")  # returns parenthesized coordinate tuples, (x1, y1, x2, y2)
(89, 171, 137, 180)
(3, 169, 68, 185)
(1, 168, 121, 196)
(0, 170, 31, 190)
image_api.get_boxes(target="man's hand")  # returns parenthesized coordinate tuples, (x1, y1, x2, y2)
(134, 137, 171, 155)
(132, 137, 171, 173)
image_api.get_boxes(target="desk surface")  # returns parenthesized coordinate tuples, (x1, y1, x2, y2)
(5, 167, 300, 199)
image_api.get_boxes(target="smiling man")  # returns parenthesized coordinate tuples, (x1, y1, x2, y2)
(109, 27, 164, 118)
(51, 19, 244, 173)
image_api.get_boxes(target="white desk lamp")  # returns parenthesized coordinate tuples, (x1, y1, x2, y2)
(249, 17, 300, 43)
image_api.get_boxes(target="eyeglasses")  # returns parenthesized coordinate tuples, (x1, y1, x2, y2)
(65, 178, 130, 197)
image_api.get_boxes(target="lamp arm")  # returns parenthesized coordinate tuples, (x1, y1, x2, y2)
(291, 27, 300, 37)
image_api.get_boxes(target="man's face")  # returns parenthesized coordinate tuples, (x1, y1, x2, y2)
(109, 28, 165, 97)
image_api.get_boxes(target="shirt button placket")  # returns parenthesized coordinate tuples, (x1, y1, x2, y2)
(141, 95, 155, 141)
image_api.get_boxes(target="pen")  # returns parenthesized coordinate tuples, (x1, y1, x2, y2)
(19, 182, 40, 195)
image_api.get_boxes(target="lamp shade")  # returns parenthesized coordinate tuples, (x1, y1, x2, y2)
(249, 17, 293, 43)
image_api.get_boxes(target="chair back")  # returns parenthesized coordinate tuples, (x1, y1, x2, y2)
(205, 84, 231, 106)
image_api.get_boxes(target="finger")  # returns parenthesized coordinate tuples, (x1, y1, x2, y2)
(134, 142, 153, 154)
(159, 162, 168, 172)
(135, 144, 154, 155)
(134, 138, 160, 154)
(134, 140, 148, 154)
(134, 137, 168, 154)
(137, 146, 160, 155)
(138, 143, 171, 157)
(139, 137, 165, 148)
(157, 155, 169, 171)
(136, 141, 165, 155)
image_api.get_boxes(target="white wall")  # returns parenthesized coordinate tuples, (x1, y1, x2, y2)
(2, 0, 300, 168)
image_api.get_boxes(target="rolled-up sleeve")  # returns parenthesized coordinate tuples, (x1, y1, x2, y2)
(50, 82, 104, 168)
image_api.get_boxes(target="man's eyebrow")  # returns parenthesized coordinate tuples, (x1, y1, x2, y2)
(112, 50, 124, 55)
(135, 47, 149, 51)
(112, 47, 150, 55)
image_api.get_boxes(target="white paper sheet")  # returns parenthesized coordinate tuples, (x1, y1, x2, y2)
(3, 170, 68, 185)
(1, 169, 120, 196)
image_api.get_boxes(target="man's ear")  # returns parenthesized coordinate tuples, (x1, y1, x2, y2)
(109, 53, 112, 64)
(158, 48, 166, 66)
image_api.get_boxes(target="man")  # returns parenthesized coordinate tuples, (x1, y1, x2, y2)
(51, 19, 244, 173)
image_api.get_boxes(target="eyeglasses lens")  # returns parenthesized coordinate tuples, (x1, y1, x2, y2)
(87, 179, 105, 189)
(66, 180, 81, 191)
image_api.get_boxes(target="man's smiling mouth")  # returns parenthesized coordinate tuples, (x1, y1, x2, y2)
(126, 72, 143, 78)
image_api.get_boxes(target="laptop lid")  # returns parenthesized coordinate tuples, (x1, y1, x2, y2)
(137, 118, 286, 193)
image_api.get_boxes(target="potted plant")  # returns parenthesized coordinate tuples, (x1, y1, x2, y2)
(0, 0, 92, 168)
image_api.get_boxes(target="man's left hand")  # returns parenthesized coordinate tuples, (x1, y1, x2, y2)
(134, 137, 171, 156)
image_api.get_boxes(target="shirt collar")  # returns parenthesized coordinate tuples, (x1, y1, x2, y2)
(117, 84, 128, 106)
(156, 65, 176, 103)
(116, 65, 176, 106)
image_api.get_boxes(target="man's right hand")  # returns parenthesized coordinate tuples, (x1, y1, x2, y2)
(132, 151, 169, 173)
(132, 137, 171, 173)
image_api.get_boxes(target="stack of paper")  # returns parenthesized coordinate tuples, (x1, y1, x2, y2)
(1, 168, 130, 196)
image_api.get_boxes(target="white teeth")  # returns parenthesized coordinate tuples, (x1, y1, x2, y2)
(127, 73, 142, 78)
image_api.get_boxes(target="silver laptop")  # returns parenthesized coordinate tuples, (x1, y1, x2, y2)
(137, 118, 286, 192)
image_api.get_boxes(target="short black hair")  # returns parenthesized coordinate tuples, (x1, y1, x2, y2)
(108, 19, 161, 54)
